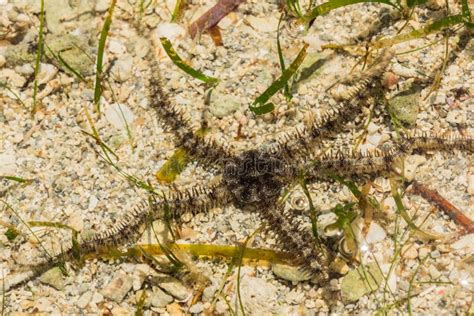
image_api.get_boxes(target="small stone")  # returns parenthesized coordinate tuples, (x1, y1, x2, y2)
(105, 103, 135, 130)
(446, 110, 466, 125)
(95, 0, 109, 12)
(92, 291, 103, 304)
(418, 247, 430, 259)
(387, 86, 421, 126)
(0, 55, 5, 68)
(272, 264, 312, 282)
(88, 195, 99, 210)
(134, 38, 150, 58)
(158, 277, 190, 300)
(101, 272, 133, 303)
(111, 55, 133, 82)
(132, 264, 152, 291)
(111, 306, 130, 315)
(210, 92, 241, 118)
(365, 222, 386, 244)
(155, 23, 186, 41)
(39, 267, 65, 290)
(202, 285, 217, 302)
(215, 300, 228, 314)
(430, 250, 441, 258)
(45, 0, 71, 34)
(428, 265, 441, 279)
(0, 153, 16, 174)
(37, 63, 58, 85)
(150, 287, 174, 308)
(452, 234, 474, 252)
(401, 243, 418, 260)
(403, 155, 427, 181)
(341, 262, 383, 302)
(76, 291, 93, 309)
(330, 258, 350, 275)
(247, 16, 279, 33)
(189, 302, 204, 314)
(166, 302, 184, 315)
(68, 213, 84, 232)
(46, 34, 95, 76)
(138, 221, 172, 245)
(108, 39, 126, 55)
(382, 71, 398, 89)
(367, 133, 382, 146)
(0, 69, 26, 87)
(15, 63, 34, 75)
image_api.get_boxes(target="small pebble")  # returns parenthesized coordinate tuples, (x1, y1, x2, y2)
(39, 267, 65, 290)
(272, 264, 312, 282)
(150, 287, 173, 308)
(104, 103, 135, 130)
(37, 63, 58, 85)
(158, 277, 190, 300)
(100, 272, 134, 303)
(111, 55, 134, 82)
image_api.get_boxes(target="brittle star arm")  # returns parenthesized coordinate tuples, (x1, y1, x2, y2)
(258, 200, 330, 283)
(266, 49, 394, 163)
(147, 58, 236, 167)
(300, 133, 473, 181)
(1, 181, 231, 292)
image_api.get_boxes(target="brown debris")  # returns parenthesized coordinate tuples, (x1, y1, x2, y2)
(189, 0, 246, 38)
(410, 180, 474, 234)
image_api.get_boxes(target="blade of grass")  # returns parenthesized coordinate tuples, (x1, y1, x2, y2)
(160, 37, 219, 85)
(304, 0, 400, 22)
(390, 180, 444, 240)
(0, 176, 32, 184)
(28, 221, 78, 232)
(155, 127, 209, 183)
(299, 177, 320, 241)
(277, 14, 291, 101)
(407, 256, 429, 315)
(82, 106, 119, 162)
(235, 228, 262, 316)
(423, 34, 449, 100)
(1, 201, 52, 260)
(94, 0, 117, 115)
(0, 82, 28, 110)
(92, 243, 293, 266)
(45, 45, 86, 82)
(171, 0, 186, 22)
(31, 0, 45, 116)
(250, 43, 308, 115)
(156, 148, 188, 183)
(460, 0, 471, 23)
(373, 14, 465, 48)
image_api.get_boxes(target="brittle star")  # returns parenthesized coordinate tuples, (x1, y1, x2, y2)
(3, 44, 472, 299)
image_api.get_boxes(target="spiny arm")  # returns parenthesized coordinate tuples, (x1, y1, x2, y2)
(147, 56, 236, 167)
(2, 182, 231, 292)
(266, 49, 394, 162)
(302, 132, 473, 181)
(258, 201, 330, 283)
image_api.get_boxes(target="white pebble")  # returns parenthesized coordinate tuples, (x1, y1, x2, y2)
(365, 222, 386, 244)
(105, 103, 135, 130)
(37, 63, 58, 85)
(0, 153, 16, 174)
(111, 55, 133, 82)
(155, 23, 185, 41)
